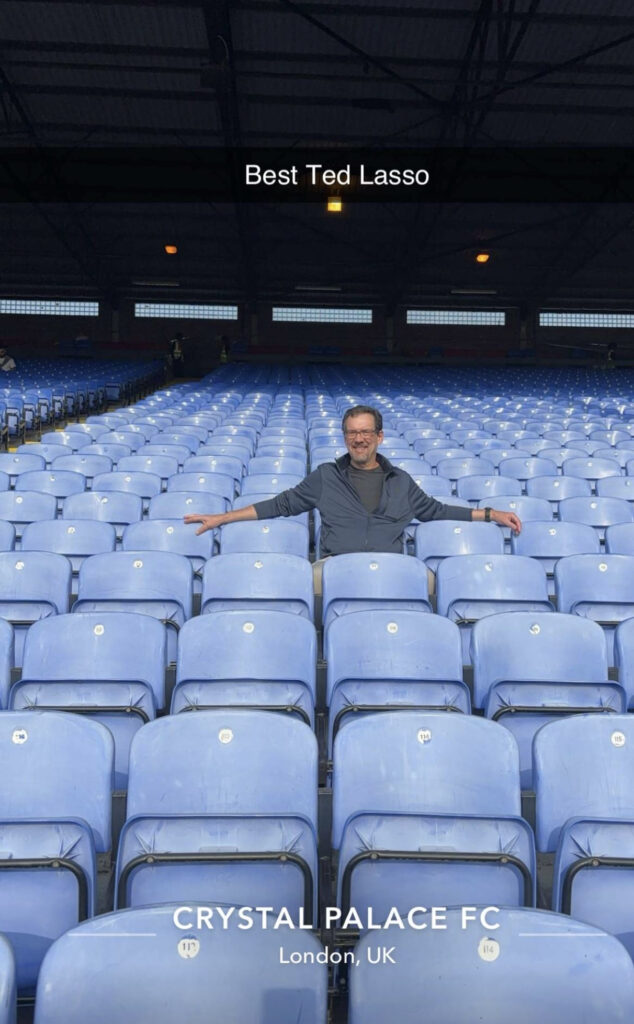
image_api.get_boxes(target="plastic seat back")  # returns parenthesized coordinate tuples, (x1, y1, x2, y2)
(349, 908, 634, 1024)
(34, 905, 327, 1024)
(202, 552, 313, 619)
(322, 553, 431, 629)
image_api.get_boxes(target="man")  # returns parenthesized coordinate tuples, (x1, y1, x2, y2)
(0, 347, 16, 372)
(169, 333, 186, 378)
(185, 405, 522, 588)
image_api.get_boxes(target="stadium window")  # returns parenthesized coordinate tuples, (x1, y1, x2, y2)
(272, 306, 373, 323)
(134, 302, 238, 320)
(539, 311, 634, 328)
(406, 309, 505, 326)
(0, 299, 99, 316)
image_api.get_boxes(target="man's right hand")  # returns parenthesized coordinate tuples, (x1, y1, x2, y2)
(183, 513, 225, 535)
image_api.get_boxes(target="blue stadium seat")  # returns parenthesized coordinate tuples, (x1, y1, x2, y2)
(325, 610, 469, 756)
(198, 440, 251, 466)
(0, 491, 57, 541)
(220, 520, 309, 558)
(63, 490, 143, 542)
(16, 444, 70, 468)
(61, 423, 109, 441)
(525, 475, 592, 511)
(562, 456, 621, 485)
(539, 445, 592, 468)
(183, 454, 244, 484)
(0, 620, 13, 706)
(456, 474, 522, 502)
(348, 908, 634, 1024)
(408, 473, 452, 496)
(156, 431, 199, 452)
(74, 551, 192, 663)
(148, 491, 225, 521)
(333, 713, 534, 921)
(115, 711, 319, 922)
(255, 442, 306, 461)
(122, 520, 214, 592)
(21, 519, 116, 588)
(615, 618, 634, 709)
(117, 454, 179, 484)
(50, 453, 113, 484)
(511, 520, 600, 577)
(322, 553, 431, 629)
(414, 520, 503, 573)
(419, 445, 460, 465)
(247, 455, 306, 476)
(476, 496, 553, 542)
(0, 935, 15, 1024)
(34, 904, 327, 1024)
(436, 554, 553, 662)
(12, 612, 166, 788)
(169, 423, 208, 444)
(605, 522, 634, 554)
(135, 442, 191, 466)
(167, 471, 234, 506)
(597, 476, 634, 501)
(202, 553, 313, 619)
(40, 431, 84, 452)
(436, 456, 496, 483)
(536, 715, 634, 959)
(240, 473, 303, 496)
(97, 431, 144, 453)
(474, 612, 619, 786)
(0, 453, 46, 486)
(91, 471, 162, 511)
(498, 456, 557, 484)
(0, 521, 14, 552)
(591, 446, 632, 469)
(559, 495, 634, 541)
(172, 610, 316, 723)
(77, 442, 131, 466)
(15, 471, 86, 514)
(0, 711, 113, 992)
(555, 553, 634, 663)
(0, 551, 71, 664)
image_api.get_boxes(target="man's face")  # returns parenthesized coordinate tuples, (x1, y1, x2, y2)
(343, 413, 383, 468)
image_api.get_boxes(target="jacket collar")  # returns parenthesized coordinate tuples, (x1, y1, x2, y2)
(335, 452, 395, 475)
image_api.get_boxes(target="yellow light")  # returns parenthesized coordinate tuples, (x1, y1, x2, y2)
(327, 196, 342, 213)
(164, 244, 178, 255)
(475, 252, 490, 263)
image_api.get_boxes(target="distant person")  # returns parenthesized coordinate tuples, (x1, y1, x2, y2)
(0, 347, 16, 372)
(605, 341, 618, 369)
(169, 332, 186, 378)
(219, 335, 231, 364)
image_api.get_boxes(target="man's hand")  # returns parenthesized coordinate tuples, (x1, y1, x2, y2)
(492, 510, 522, 534)
(183, 513, 224, 535)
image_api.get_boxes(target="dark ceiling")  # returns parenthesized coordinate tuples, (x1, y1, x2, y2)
(1, 0, 633, 309)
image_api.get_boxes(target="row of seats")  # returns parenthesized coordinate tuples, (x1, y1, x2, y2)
(1, 546, 633, 661)
(4, 709, 634, 994)
(5, 514, 634, 571)
(3, 605, 633, 786)
(0, 905, 624, 1023)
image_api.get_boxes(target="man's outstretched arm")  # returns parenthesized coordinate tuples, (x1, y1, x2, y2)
(184, 504, 257, 535)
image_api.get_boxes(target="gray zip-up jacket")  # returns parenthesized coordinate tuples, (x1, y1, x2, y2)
(253, 453, 472, 556)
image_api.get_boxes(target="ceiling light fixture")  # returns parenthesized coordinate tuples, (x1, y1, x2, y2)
(475, 252, 490, 263)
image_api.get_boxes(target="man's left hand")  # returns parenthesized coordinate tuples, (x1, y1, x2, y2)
(492, 510, 522, 534)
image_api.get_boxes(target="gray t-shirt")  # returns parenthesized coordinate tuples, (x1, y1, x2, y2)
(347, 464, 385, 513)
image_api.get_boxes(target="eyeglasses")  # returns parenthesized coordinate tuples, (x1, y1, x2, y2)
(344, 429, 378, 439)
